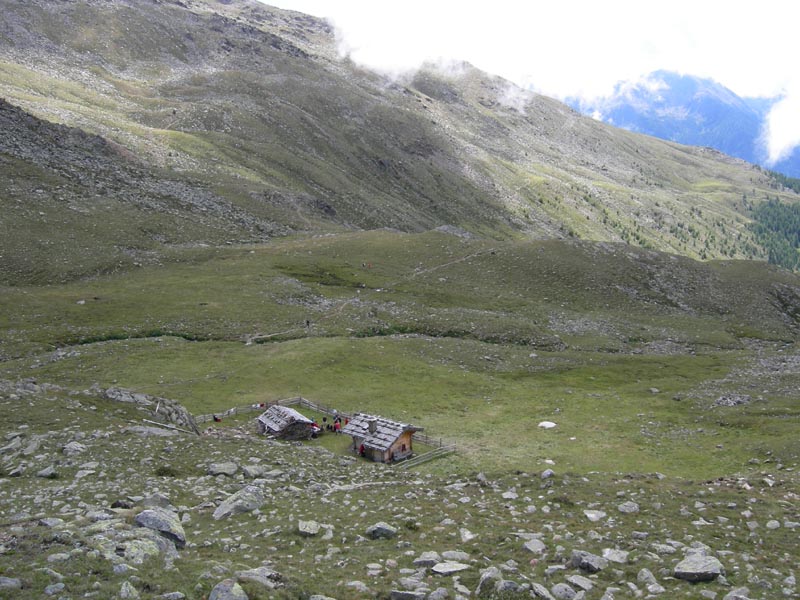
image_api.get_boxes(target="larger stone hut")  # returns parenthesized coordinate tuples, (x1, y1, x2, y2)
(341, 413, 422, 463)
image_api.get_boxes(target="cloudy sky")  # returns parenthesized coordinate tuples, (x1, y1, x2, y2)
(263, 0, 800, 165)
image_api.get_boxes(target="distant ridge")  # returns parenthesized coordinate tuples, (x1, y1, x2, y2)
(568, 70, 800, 178)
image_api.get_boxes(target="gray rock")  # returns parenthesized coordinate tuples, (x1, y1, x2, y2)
(209, 579, 248, 600)
(570, 550, 608, 573)
(601, 548, 629, 564)
(345, 581, 371, 593)
(551, 582, 577, 600)
(235, 566, 281, 590)
(617, 501, 639, 514)
(541, 468, 555, 479)
(432, 562, 470, 575)
(566, 574, 594, 591)
(475, 566, 502, 597)
(208, 462, 239, 476)
(158, 594, 186, 600)
(531, 582, 556, 600)
(134, 507, 186, 549)
(390, 591, 427, 600)
(583, 510, 606, 522)
(413, 551, 441, 568)
(62, 441, 86, 457)
(637, 568, 657, 585)
(213, 486, 264, 520)
(298, 520, 321, 537)
(673, 554, 724, 582)
(0, 577, 22, 590)
(524, 538, 547, 554)
(35, 465, 58, 479)
(241, 465, 265, 478)
(366, 521, 397, 539)
(44, 582, 66, 596)
(143, 493, 175, 511)
(118, 538, 162, 565)
(723, 587, 750, 599)
(0, 436, 22, 455)
(441, 550, 470, 561)
(39, 517, 65, 528)
(495, 580, 521, 593)
(428, 588, 449, 600)
(120, 580, 141, 599)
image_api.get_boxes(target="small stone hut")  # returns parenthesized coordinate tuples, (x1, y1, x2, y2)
(256, 405, 314, 440)
(341, 412, 422, 463)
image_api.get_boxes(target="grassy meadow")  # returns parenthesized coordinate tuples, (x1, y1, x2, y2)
(2, 230, 798, 479)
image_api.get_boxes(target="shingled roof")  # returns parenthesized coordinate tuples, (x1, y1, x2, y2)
(257, 405, 312, 432)
(340, 413, 422, 451)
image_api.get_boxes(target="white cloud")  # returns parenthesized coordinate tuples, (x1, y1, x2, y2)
(762, 86, 800, 165)
(263, 0, 800, 161)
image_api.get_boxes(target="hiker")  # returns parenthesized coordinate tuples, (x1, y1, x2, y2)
(359, 443, 365, 457)
(334, 420, 341, 434)
(213, 415, 222, 423)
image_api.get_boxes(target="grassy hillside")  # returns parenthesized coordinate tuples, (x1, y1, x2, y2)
(2, 0, 800, 286)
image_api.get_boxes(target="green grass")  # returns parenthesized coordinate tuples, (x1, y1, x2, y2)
(1, 230, 798, 479)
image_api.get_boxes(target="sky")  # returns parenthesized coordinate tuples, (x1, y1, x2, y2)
(262, 0, 800, 165)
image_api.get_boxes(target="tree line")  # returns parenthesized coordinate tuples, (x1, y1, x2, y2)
(750, 198, 800, 271)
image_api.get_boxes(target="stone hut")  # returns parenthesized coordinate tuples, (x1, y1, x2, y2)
(341, 412, 422, 463)
(256, 405, 314, 440)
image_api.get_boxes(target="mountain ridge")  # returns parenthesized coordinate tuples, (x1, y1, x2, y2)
(2, 0, 799, 285)
(568, 69, 800, 178)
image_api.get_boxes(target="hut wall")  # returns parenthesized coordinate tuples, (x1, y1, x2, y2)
(387, 431, 414, 462)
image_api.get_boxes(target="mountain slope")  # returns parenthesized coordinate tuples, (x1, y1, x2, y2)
(569, 70, 800, 177)
(2, 0, 799, 284)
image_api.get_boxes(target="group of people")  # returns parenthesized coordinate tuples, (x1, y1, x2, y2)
(321, 415, 347, 433)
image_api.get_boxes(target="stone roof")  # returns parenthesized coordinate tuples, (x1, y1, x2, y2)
(341, 413, 422, 451)
(257, 405, 312, 432)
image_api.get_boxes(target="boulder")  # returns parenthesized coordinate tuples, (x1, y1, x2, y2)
(242, 465, 265, 478)
(566, 574, 594, 591)
(366, 522, 397, 539)
(551, 583, 577, 600)
(35, 465, 58, 479)
(583, 510, 606, 522)
(432, 561, 470, 575)
(120, 580, 141, 599)
(673, 554, 724, 582)
(390, 592, 427, 600)
(208, 462, 239, 476)
(209, 579, 248, 600)
(235, 566, 281, 590)
(0, 578, 22, 590)
(524, 538, 547, 554)
(298, 520, 321, 537)
(413, 551, 441, 568)
(723, 588, 751, 600)
(134, 508, 186, 549)
(601, 548, 629, 564)
(531, 582, 556, 599)
(617, 501, 639, 514)
(62, 441, 87, 457)
(213, 486, 264, 520)
(475, 566, 502, 597)
(570, 550, 608, 573)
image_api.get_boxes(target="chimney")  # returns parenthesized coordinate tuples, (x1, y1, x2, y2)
(368, 419, 377, 434)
